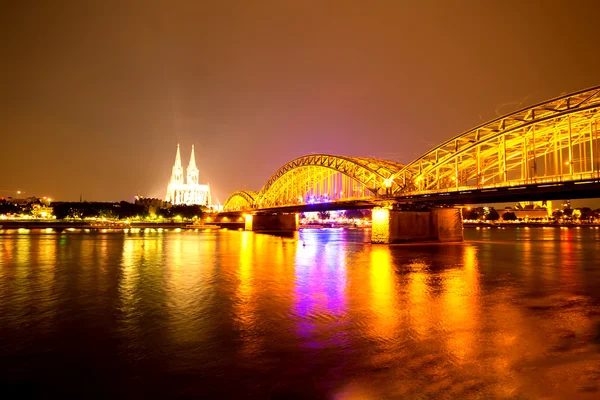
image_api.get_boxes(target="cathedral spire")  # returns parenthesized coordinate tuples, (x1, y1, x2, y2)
(188, 145, 197, 170)
(187, 144, 199, 185)
(170, 144, 184, 185)
(174, 143, 182, 168)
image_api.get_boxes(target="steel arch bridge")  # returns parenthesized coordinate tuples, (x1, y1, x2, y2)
(223, 85, 600, 212)
(222, 191, 259, 211)
(224, 155, 405, 211)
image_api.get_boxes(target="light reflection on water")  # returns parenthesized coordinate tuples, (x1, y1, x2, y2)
(1, 227, 600, 398)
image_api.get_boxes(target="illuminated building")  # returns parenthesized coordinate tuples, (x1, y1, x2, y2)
(518, 201, 553, 217)
(165, 144, 211, 206)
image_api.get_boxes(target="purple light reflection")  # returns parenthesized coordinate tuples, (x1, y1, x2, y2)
(293, 230, 348, 348)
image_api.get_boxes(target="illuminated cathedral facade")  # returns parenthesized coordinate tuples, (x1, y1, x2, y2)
(166, 144, 211, 206)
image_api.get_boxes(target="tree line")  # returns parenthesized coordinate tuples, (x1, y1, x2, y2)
(51, 202, 205, 220)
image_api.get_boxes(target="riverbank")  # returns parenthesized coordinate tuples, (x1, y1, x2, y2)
(464, 221, 600, 228)
(2, 220, 598, 231)
(0, 220, 187, 229)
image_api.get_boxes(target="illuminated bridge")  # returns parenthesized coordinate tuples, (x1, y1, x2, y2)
(223, 85, 600, 243)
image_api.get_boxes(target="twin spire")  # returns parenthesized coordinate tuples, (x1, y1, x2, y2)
(166, 144, 211, 205)
(173, 143, 196, 169)
(171, 144, 199, 185)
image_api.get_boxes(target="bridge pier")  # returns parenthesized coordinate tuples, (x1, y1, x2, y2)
(371, 207, 463, 244)
(244, 213, 299, 232)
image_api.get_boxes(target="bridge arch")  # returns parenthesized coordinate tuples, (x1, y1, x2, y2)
(222, 190, 258, 211)
(223, 85, 600, 209)
(393, 85, 600, 195)
(255, 154, 404, 208)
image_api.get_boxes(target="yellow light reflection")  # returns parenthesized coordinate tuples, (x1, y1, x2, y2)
(407, 262, 430, 338)
(238, 232, 254, 300)
(235, 231, 261, 357)
(119, 239, 141, 317)
(369, 246, 397, 340)
(441, 245, 480, 363)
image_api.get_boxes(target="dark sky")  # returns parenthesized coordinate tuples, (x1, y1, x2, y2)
(2, 0, 600, 204)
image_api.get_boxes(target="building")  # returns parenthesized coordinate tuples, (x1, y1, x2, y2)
(503, 204, 549, 221)
(134, 197, 169, 215)
(517, 200, 553, 217)
(165, 144, 211, 206)
(31, 206, 54, 219)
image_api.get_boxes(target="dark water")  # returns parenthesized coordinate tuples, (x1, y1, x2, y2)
(2, 227, 600, 399)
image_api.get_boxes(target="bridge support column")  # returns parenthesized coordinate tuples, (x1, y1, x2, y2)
(244, 213, 253, 231)
(371, 207, 463, 244)
(244, 213, 299, 232)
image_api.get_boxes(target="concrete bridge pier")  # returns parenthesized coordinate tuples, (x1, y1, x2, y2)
(371, 207, 463, 244)
(244, 213, 299, 232)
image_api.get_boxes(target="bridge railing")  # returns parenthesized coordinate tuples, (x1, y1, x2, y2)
(401, 172, 600, 198)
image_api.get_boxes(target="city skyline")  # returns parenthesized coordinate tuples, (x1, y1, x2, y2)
(2, 1, 600, 204)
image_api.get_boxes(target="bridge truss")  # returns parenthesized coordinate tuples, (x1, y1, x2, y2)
(222, 191, 258, 211)
(393, 86, 600, 195)
(223, 155, 404, 210)
(224, 85, 600, 211)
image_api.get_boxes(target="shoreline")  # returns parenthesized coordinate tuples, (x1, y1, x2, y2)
(0, 221, 188, 229)
(463, 222, 600, 228)
(1, 220, 599, 231)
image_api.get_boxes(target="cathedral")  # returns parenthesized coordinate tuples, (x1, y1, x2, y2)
(165, 144, 211, 206)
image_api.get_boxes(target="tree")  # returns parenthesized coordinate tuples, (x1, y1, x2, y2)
(99, 208, 116, 219)
(579, 207, 594, 222)
(487, 208, 500, 221)
(51, 202, 76, 219)
(169, 205, 204, 220)
(552, 210, 563, 220)
(317, 210, 330, 223)
(116, 201, 147, 219)
(502, 212, 517, 221)
(345, 209, 364, 220)
(464, 208, 481, 221)
(0, 201, 20, 215)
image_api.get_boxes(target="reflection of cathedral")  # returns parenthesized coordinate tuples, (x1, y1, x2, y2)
(166, 144, 211, 206)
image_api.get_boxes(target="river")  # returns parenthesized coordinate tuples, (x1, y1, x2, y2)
(1, 227, 600, 399)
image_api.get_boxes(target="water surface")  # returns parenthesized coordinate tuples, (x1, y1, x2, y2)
(1, 227, 600, 399)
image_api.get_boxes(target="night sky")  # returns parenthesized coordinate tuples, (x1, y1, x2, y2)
(2, 0, 600, 204)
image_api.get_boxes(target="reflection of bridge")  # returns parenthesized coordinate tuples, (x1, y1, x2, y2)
(223, 86, 600, 243)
